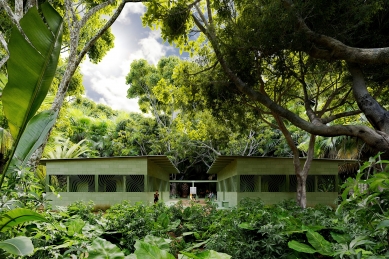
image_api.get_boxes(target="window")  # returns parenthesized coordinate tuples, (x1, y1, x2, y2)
(98, 175, 124, 192)
(261, 175, 287, 192)
(240, 175, 260, 192)
(126, 175, 144, 192)
(69, 175, 95, 192)
(49, 175, 67, 192)
(289, 175, 315, 192)
(318, 175, 336, 192)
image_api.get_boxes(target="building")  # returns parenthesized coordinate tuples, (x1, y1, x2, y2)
(207, 156, 350, 207)
(41, 156, 178, 208)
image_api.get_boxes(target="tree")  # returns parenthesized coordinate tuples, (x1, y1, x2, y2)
(126, 58, 292, 178)
(145, 0, 389, 150)
(142, 0, 389, 207)
(0, 0, 146, 170)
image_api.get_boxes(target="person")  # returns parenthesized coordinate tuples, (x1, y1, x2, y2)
(154, 190, 159, 204)
(209, 191, 214, 201)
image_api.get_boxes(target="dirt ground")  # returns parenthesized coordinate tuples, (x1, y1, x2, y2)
(170, 198, 208, 207)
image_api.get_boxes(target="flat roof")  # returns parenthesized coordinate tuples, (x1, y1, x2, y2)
(41, 155, 179, 174)
(206, 156, 358, 175)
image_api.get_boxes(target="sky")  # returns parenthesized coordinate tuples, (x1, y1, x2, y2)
(80, 3, 181, 113)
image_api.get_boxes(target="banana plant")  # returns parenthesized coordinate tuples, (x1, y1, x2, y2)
(0, 2, 63, 188)
(0, 208, 48, 256)
(0, 2, 63, 257)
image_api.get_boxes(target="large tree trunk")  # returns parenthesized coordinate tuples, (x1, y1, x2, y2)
(349, 63, 389, 134)
(296, 134, 316, 208)
(296, 173, 306, 208)
(274, 114, 315, 208)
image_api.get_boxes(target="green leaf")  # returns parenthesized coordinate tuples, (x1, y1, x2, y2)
(157, 213, 170, 229)
(0, 236, 33, 256)
(330, 232, 352, 244)
(183, 240, 209, 252)
(88, 238, 125, 259)
(306, 231, 333, 256)
(143, 235, 171, 251)
(168, 219, 180, 230)
(0, 208, 48, 232)
(180, 250, 231, 259)
(341, 186, 353, 201)
(376, 220, 389, 229)
(287, 240, 317, 254)
(302, 224, 325, 232)
(349, 236, 375, 249)
(66, 218, 86, 237)
(238, 222, 255, 230)
(12, 110, 58, 168)
(2, 2, 63, 140)
(194, 232, 201, 240)
(51, 241, 74, 250)
(134, 240, 175, 259)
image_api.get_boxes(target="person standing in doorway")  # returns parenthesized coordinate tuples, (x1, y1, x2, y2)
(154, 190, 159, 204)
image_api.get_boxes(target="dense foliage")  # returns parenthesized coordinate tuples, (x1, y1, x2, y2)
(2, 0, 389, 257)
(1, 156, 389, 258)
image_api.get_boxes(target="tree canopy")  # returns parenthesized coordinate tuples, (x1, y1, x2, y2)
(142, 0, 389, 154)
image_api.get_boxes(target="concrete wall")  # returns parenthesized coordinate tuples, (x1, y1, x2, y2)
(147, 160, 170, 194)
(147, 160, 170, 181)
(236, 157, 339, 175)
(237, 192, 338, 207)
(223, 192, 238, 207)
(218, 160, 237, 180)
(46, 158, 146, 176)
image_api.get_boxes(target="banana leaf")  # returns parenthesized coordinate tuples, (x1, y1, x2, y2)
(2, 2, 63, 140)
(12, 109, 58, 168)
(0, 3, 63, 180)
(0, 236, 33, 256)
(0, 208, 48, 232)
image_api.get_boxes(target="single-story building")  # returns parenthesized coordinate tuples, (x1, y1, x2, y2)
(41, 156, 178, 208)
(207, 156, 354, 207)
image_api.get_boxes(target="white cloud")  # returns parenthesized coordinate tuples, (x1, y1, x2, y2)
(88, 74, 139, 112)
(117, 3, 146, 24)
(127, 30, 174, 65)
(80, 28, 172, 114)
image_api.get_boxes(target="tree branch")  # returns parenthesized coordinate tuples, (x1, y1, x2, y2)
(206, 0, 213, 25)
(0, 32, 9, 69)
(188, 62, 218, 76)
(348, 63, 389, 133)
(205, 25, 389, 149)
(15, 0, 23, 20)
(321, 110, 362, 124)
(194, 4, 209, 28)
(0, 0, 23, 32)
(282, 0, 389, 64)
(0, 32, 8, 53)
(80, 0, 115, 28)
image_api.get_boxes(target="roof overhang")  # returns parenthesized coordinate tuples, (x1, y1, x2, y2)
(41, 155, 179, 174)
(207, 156, 237, 175)
(207, 155, 358, 175)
